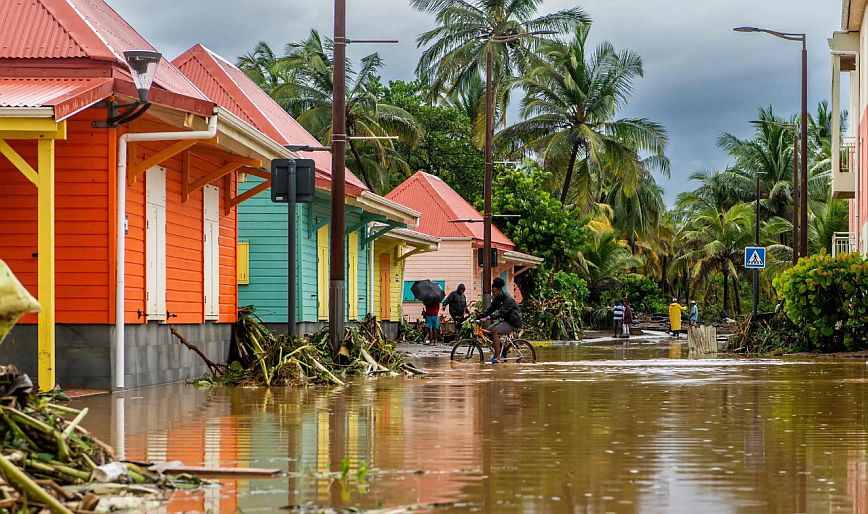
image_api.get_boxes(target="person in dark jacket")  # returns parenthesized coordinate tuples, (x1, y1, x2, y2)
(442, 283, 469, 330)
(476, 277, 521, 363)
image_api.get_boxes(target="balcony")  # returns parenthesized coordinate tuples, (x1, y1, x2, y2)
(832, 232, 858, 257)
(832, 136, 856, 200)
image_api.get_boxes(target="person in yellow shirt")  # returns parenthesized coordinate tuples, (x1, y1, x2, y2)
(668, 298, 686, 338)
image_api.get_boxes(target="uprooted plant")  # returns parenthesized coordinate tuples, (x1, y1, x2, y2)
(181, 308, 425, 388)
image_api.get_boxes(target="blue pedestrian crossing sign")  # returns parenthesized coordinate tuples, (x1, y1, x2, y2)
(744, 246, 766, 269)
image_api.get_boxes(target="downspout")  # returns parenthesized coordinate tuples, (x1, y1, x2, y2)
(114, 114, 219, 389)
(368, 224, 375, 316)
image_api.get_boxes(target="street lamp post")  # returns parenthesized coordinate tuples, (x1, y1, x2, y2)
(751, 120, 799, 264)
(480, 30, 555, 307)
(735, 27, 808, 258)
(753, 171, 765, 321)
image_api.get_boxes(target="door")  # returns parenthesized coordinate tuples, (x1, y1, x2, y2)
(203, 185, 220, 320)
(379, 253, 391, 320)
(347, 232, 359, 320)
(317, 225, 329, 320)
(146, 166, 166, 321)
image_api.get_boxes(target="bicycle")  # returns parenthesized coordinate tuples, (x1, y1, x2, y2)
(450, 319, 536, 363)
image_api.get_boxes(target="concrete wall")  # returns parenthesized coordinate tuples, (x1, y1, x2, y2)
(0, 323, 230, 391)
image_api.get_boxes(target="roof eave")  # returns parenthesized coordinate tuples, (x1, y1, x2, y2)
(0, 107, 54, 117)
(350, 191, 420, 226)
(502, 251, 544, 267)
(215, 106, 292, 163)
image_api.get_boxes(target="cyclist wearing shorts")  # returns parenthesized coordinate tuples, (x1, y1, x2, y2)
(476, 277, 521, 363)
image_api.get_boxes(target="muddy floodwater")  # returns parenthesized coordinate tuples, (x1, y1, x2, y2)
(72, 341, 868, 513)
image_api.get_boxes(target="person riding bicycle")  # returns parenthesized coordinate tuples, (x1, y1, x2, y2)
(475, 277, 521, 363)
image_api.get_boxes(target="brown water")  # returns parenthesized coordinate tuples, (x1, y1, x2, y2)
(72, 342, 868, 513)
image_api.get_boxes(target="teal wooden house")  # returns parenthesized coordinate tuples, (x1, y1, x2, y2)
(176, 45, 419, 329)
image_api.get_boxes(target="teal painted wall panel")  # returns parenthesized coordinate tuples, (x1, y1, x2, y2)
(238, 176, 371, 323)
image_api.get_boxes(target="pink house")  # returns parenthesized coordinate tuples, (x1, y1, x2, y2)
(386, 172, 542, 320)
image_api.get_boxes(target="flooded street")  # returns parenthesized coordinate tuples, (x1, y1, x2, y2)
(73, 342, 868, 513)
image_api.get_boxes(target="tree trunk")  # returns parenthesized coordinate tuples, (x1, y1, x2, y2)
(722, 268, 729, 318)
(732, 271, 743, 315)
(661, 256, 669, 297)
(685, 267, 690, 304)
(560, 140, 581, 204)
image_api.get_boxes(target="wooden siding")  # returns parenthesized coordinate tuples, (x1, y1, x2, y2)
(401, 239, 517, 321)
(0, 108, 112, 324)
(372, 239, 405, 321)
(237, 177, 369, 323)
(125, 142, 238, 325)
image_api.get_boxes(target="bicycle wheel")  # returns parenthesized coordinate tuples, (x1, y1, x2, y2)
(451, 339, 485, 362)
(503, 339, 536, 363)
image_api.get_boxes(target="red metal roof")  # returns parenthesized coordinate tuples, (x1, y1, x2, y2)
(0, 0, 208, 102)
(173, 44, 367, 195)
(386, 171, 514, 249)
(0, 77, 113, 120)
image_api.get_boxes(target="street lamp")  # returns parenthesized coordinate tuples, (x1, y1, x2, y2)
(750, 119, 799, 264)
(94, 50, 161, 128)
(735, 26, 808, 259)
(479, 29, 556, 307)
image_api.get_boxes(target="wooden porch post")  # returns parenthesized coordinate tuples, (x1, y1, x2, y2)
(37, 138, 55, 392)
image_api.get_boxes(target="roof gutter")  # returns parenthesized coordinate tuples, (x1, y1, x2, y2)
(844, 0, 852, 30)
(215, 106, 293, 162)
(114, 113, 219, 390)
(0, 107, 54, 118)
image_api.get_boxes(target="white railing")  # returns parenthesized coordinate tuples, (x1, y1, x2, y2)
(832, 232, 858, 257)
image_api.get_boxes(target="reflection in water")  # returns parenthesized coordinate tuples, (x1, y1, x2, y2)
(72, 344, 868, 513)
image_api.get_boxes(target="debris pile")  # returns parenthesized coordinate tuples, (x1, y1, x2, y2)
(0, 367, 200, 513)
(188, 309, 425, 388)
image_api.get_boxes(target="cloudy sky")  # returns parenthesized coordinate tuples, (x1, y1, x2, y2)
(108, 0, 841, 203)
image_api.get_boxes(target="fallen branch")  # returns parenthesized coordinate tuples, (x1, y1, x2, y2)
(169, 326, 228, 375)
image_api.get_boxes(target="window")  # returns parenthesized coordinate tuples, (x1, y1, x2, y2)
(402, 280, 445, 302)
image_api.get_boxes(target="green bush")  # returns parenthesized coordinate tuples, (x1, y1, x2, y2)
(620, 273, 664, 314)
(773, 252, 868, 352)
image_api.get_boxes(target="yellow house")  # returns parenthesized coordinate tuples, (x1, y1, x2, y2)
(370, 225, 439, 337)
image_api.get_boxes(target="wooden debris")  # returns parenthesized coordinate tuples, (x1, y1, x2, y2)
(688, 325, 718, 355)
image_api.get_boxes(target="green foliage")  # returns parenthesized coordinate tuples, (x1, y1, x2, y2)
(484, 165, 590, 273)
(522, 270, 588, 340)
(620, 273, 664, 314)
(380, 80, 484, 198)
(773, 253, 868, 352)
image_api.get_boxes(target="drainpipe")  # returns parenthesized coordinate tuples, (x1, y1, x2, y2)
(114, 114, 219, 389)
(368, 224, 375, 316)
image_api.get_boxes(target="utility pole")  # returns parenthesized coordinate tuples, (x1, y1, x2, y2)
(482, 47, 493, 308)
(330, 0, 347, 353)
(799, 38, 808, 258)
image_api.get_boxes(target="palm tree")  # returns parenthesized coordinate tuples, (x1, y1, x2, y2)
(717, 107, 798, 225)
(239, 31, 422, 194)
(578, 229, 641, 300)
(497, 24, 669, 207)
(606, 167, 665, 252)
(411, 0, 589, 116)
(237, 42, 283, 96)
(680, 202, 755, 317)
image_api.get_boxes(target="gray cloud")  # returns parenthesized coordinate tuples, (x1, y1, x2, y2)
(108, 0, 840, 203)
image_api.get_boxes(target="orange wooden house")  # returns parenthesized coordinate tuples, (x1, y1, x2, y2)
(0, 0, 289, 390)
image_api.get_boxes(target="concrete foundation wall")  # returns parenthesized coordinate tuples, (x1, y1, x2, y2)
(0, 323, 231, 391)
